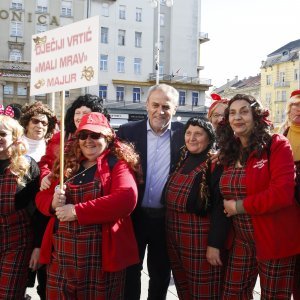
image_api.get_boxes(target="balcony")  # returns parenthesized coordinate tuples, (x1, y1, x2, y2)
(274, 81, 290, 88)
(148, 73, 211, 86)
(0, 60, 31, 80)
(198, 32, 209, 44)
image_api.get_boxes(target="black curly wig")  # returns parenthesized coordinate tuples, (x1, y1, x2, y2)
(64, 94, 110, 136)
(216, 94, 272, 166)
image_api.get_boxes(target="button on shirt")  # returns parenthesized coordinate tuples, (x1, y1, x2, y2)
(142, 121, 171, 208)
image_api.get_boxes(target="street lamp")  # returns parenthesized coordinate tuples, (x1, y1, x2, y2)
(150, 0, 174, 85)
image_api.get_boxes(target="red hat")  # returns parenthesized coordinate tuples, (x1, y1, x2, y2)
(207, 93, 228, 118)
(76, 112, 111, 134)
(290, 90, 300, 99)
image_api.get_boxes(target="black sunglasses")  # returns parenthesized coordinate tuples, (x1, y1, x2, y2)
(77, 131, 103, 140)
(31, 117, 48, 126)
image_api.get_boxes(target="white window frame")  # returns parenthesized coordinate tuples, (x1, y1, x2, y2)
(9, 49, 22, 61)
(99, 85, 107, 100)
(134, 58, 141, 75)
(117, 56, 125, 73)
(101, 27, 109, 44)
(118, 30, 126, 46)
(61, 0, 72, 17)
(36, 0, 48, 13)
(36, 23, 48, 33)
(136, 8, 142, 22)
(266, 74, 271, 85)
(10, 21, 23, 37)
(17, 83, 27, 96)
(192, 92, 199, 106)
(11, 0, 23, 10)
(160, 13, 165, 26)
(116, 86, 125, 101)
(119, 5, 126, 20)
(135, 32, 142, 48)
(102, 3, 109, 17)
(179, 91, 186, 106)
(133, 87, 141, 103)
(4, 84, 14, 95)
(100, 54, 108, 71)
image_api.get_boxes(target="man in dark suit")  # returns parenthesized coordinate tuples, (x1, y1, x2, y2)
(117, 84, 184, 300)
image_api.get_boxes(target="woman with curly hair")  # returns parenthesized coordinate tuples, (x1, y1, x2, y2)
(164, 117, 230, 299)
(36, 112, 140, 299)
(0, 115, 40, 299)
(39, 94, 110, 190)
(217, 94, 300, 299)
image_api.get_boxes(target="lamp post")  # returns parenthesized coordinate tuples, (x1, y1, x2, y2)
(150, 0, 174, 85)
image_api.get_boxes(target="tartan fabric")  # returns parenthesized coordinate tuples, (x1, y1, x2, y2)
(165, 166, 224, 299)
(0, 172, 33, 299)
(221, 166, 296, 299)
(293, 254, 300, 300)
(47, 176, 125, 299)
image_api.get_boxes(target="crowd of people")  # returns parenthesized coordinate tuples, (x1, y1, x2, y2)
(0, 85, 299, 300)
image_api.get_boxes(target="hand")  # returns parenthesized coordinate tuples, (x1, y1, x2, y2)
(209, 150, 220, 165)
(206, 246, 222, 266)
(223, 199, 237, 217)
(56, 204, 77, 222)
(29, 248, 41, 271)
(51, 186, 66, 211)
(40, 173, 53, 191)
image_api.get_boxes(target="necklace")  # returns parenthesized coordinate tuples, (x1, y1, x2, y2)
(64, 163, 97, 184)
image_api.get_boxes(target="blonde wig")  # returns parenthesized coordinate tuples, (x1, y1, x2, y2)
(280, 94, 300, 133)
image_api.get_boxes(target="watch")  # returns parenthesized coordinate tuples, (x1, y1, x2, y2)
(72, 206, 77, 220)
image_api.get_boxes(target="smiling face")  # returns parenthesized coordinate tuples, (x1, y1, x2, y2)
(74, 106, 92, 129)
(210, 103, 227, 129)
(26, 114, 48, 140)
(185, 125, 210, 154)
(146, 89, 177, 134)
(229, 99, 254, 145)
(289, 100, 300, 125)
(78, 130, 108, 162)
(0, 124, 13, 159)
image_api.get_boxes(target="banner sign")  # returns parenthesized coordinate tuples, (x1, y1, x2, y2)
(30, 16, 99, 96)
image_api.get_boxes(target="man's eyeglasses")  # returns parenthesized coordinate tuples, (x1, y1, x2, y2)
(31, 118, 48, 126)
(77, 131, 103, 140)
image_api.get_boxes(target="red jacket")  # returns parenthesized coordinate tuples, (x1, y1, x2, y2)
(36, 149, 139, 271)
(236, 134, 300, 260)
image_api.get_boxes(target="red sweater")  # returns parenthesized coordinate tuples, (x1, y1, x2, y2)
(232, 134, 300, 260)
(36, 149, 139, 271)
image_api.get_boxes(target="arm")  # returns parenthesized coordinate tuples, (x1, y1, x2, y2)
(243, 135, 296, 215)
(76, 161, 138, 225)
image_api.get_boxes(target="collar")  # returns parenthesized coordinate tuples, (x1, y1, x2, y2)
(146, 119, 171, 136)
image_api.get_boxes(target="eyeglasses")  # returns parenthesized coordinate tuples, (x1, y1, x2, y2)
(212, 113, 224, 119)
(77, 131, 103, 140)
(31, 118, 48, 126)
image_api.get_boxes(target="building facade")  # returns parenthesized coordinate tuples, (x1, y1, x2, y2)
(261, 39, 300, 126)
(0, 0, 211, 123)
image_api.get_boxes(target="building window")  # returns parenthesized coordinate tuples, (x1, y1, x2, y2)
(11, 0, 23, 10)
(118, 30, 126, 46)
(119, 5, 126, 20)
(276, 91, 281, 102)
(9, 49, 22, 61)
(192, 92, 199, 106)
(65, 90, 70, 97)
(102, 3, 109, 17)
(266, 74, 272, 85)
(10, 21, 23, 37)
(134, 58, 141, 75)
(279, 72, 285, 83)
(61, 0, 72, 17)
(36, 23, 48, 33)
(160, 13, 165, 26)
(101, 27, 108, 44)
(160, 36, 164, 52)
(135, 32, 142, 48)
(17, 83, 27, 96)
(159, 63, 164, 76)
(116, 86, 125, 101)
(282, 91, 287, 102)
(36, 0, 48, 13)
(266, 93, 271, 108)
(99, 85, 107, 100)
(4, 84, 14, 95)
(179, 91, 186, 106)
(100, 54, 108, 71)
(294, 69, 299, 81)
(133, 87, 141, 103)
(117, 56, 125, 73)
(136, 8, 142, 22)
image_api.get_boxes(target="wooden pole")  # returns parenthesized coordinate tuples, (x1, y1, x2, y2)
(59, 91, 65, 190)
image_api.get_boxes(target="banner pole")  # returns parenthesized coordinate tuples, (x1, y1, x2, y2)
(59, 90, 65, 190)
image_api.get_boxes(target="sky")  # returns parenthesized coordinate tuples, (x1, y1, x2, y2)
(200, 0, 299, 89)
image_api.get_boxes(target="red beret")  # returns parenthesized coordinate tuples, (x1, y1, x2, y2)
(290, 90, 300, 98)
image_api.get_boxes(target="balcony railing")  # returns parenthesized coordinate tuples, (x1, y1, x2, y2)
(274, 81, 290, 88)
(148, 73, 211, 86)
(0, 60, 31, 72)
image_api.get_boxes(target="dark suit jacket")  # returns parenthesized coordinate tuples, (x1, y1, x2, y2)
(117, 119, 184, 206)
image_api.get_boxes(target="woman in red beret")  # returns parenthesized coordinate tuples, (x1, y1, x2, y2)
(207, 93, 228, 129)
